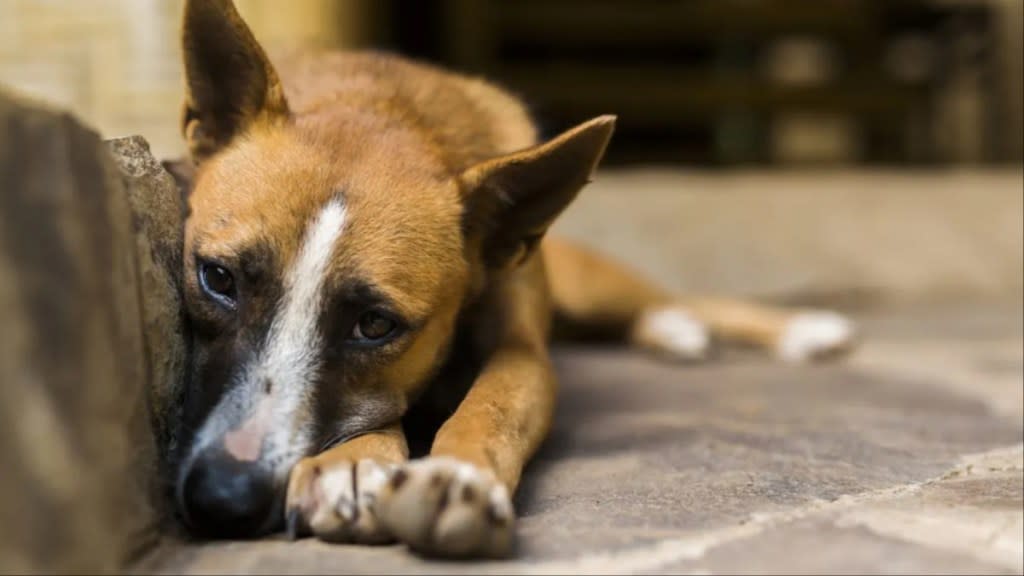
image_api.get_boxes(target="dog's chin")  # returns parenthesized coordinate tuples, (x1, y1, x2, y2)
(176, 491, 286, 541)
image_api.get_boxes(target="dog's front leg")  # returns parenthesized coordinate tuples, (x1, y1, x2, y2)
(375, 344, 555, 558)
(285, 424, 408, 543)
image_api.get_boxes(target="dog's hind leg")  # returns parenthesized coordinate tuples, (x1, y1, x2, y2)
(542, 236, 856, 362)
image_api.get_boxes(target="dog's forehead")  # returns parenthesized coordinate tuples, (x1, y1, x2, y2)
(336, 179, 467, 319)
(188, 130, 337, 253)
(188, 125, 468, 315)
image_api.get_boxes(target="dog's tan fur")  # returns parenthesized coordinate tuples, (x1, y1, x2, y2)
(175, 0, 855, 557)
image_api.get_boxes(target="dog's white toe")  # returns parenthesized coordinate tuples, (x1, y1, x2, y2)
(777, 311, 856, 363)
(285, 457, 396, 544)
(635, 307, 711, 361)
(375, 457, 514, 558)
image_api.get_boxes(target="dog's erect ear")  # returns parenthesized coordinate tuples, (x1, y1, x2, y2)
(180, 0, 289, 162)
(461, 115, 616, 268)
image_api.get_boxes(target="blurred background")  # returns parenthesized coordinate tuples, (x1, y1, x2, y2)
(1, 0, 1021, 166)
(0, 0, 1021, 305)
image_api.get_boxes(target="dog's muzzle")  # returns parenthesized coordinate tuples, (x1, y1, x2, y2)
(176, 446, 284, 538)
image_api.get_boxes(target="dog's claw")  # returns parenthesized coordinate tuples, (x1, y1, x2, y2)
(285, 507, 306, 540)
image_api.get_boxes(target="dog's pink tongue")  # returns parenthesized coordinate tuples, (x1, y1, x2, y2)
(223, 396, 273, 462)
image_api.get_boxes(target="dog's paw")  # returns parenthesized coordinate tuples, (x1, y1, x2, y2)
(777, 311, 857, 363)
(285, 457, 396, 544)
(375, 457, 514, 558)
(632, 306, 711, 362)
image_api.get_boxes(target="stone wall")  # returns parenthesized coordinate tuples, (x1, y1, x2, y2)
(0, 92, 186, 574)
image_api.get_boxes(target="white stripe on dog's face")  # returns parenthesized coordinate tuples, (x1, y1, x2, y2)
(192, 199, 347, 476)
(262, 198, 347, 392)
(257, 198, 347, 463)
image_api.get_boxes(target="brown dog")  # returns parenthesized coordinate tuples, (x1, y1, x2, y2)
(173, 0, 856, 557)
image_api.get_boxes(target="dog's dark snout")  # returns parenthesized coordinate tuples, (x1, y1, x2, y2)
(178, 449, 281, 538)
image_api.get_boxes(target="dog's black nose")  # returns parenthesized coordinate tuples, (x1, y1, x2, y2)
(178, 449, 281, 538)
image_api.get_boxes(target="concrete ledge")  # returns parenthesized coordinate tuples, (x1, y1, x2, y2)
(554, 169, 1024, 307)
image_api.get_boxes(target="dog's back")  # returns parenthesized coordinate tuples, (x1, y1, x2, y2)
(271, 49, 538, 171)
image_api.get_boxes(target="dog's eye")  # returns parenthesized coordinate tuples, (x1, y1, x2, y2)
(199, 262, 237, 307)
(350, 310, 399, 344)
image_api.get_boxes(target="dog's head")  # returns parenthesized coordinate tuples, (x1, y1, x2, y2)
(174, 0, 614, 537)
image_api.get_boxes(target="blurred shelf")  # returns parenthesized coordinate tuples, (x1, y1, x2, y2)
(499, 66, 927, 119)
(495, 0, 880, 46)
(378, 0, 1007, 166)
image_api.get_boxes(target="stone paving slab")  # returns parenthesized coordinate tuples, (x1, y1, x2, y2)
(665, 518, 1013, 575)
(657, 446, 1023, 575)
(150, 303, 1023, 574)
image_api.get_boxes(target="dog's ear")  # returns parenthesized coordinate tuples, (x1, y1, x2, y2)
(461, 115, 615, 268)
(180, 0, 289, 162)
